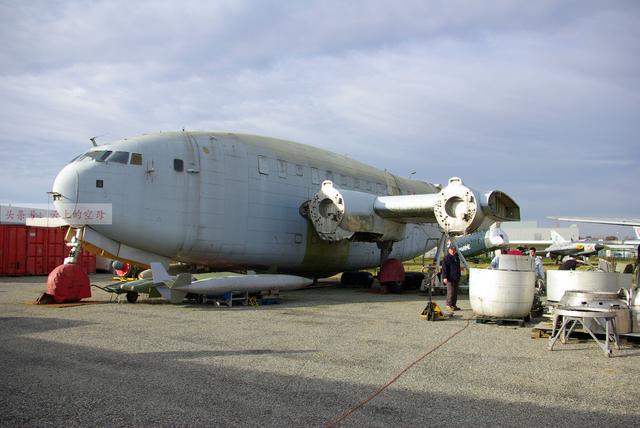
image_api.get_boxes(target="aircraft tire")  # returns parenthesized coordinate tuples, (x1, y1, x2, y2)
(340, 271, 374, 288)
(403, 272, 425, 290)
(126, 292, 139, 304)
(382, 281, 403, 294)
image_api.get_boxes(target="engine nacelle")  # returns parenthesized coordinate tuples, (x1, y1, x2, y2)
(308, 177, 519, 242)
(307, 180, 405, 241)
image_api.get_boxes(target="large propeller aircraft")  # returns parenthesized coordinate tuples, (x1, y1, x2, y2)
(50, 131, 520, 301)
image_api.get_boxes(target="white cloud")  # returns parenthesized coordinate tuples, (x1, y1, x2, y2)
(0, 0, 638, 235)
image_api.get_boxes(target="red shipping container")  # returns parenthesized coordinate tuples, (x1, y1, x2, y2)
(1, 225, 97, 277)
(0, 225, 28, 276)
(0, 226, 3, 273)
(27, 227, 47, 275)
(46, 227, 66, 273)
(78, 251, 97, 274)
(27, 256, 45, 275)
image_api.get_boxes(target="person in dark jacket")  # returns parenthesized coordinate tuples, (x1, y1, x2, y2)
(442, 244, 461, 311)
(636, 244, 639, 286)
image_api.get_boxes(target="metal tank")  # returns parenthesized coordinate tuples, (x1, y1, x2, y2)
(624, 287, 640, 333)
(496, 254, 534, 271)
(547, 270, 632, 302)
(469, 268, 535, 318)
(558, 290, 631, 334)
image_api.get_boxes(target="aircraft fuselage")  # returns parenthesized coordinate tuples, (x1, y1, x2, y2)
(53, 132, 442, 276)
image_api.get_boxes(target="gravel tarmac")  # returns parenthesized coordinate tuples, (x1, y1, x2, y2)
(1, 274, 639, 427)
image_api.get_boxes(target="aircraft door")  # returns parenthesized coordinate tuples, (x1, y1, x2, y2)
(179, 133, 201, 255)
(221, 137, 248, 254)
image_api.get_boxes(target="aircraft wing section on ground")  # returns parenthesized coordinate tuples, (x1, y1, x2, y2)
(108, 263, 314, 304)
(549, 216, 640, 227)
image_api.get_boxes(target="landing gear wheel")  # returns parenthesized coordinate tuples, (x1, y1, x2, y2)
(126, 292, 139, 303)
(382, 281, 403, 294)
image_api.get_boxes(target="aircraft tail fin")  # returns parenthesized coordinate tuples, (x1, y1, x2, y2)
(170, 273, 192, 289)
(635, 226, 640, 240)
(550, 230, 567, 244)
(156, 286, 188, 304)
(150, 262, 170, 283)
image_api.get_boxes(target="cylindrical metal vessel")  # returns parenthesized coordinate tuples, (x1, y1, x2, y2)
(547, 270, 632, 302)
(558, 290, 631, 334)
(629, 287, 640, 333)
(559, 290, 621, 306)
(495, 254, 534, 271)
(469, 268, 535, 318)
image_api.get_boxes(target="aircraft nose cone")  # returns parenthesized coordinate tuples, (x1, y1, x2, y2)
(595, 243, 605, 251)
(51, 164, 79, 210)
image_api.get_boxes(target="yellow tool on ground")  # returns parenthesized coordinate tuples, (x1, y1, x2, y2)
(420, 301, 450, 321)
(420, 265, 450, 321)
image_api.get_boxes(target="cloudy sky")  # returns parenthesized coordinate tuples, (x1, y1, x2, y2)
(1, 0, 638, 237)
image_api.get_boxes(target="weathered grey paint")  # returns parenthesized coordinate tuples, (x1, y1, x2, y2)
(52, 132, 446, 275)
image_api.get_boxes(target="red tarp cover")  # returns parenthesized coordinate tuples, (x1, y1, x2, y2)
(378, 258, 405, 283)
(46, 264, 91, 303)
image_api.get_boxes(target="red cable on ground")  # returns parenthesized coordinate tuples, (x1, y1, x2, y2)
(325, 319, 471, 428)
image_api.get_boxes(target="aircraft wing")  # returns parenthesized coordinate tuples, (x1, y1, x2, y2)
(508, 239, 552, 246)
(309, 177, 520, 241)
(548, 216, 640, 227)
(606, 243, 639, 250)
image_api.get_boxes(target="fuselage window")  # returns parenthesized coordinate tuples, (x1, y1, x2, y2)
(277, 159, 287, 178)
(311, 167, 320, 184)
(130, 153, 143, 165)
(174, 159, 184, 172)
(258, 156, 269, 175)
(295, 164, 303, 176)
(106, 151, 129, 164)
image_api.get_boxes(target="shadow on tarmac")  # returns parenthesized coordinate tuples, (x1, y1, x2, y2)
(0, 316, 635, 427)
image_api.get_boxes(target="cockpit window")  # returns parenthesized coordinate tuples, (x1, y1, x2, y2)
(106, 151, 129, 164)
(130, 153, 142, 165)
(96, 151, 112, 162)
(78, 151, 103, 161)
(76, 149, 140, 165)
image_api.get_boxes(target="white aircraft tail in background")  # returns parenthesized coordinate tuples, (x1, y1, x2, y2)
(550, 230, 569, 244)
